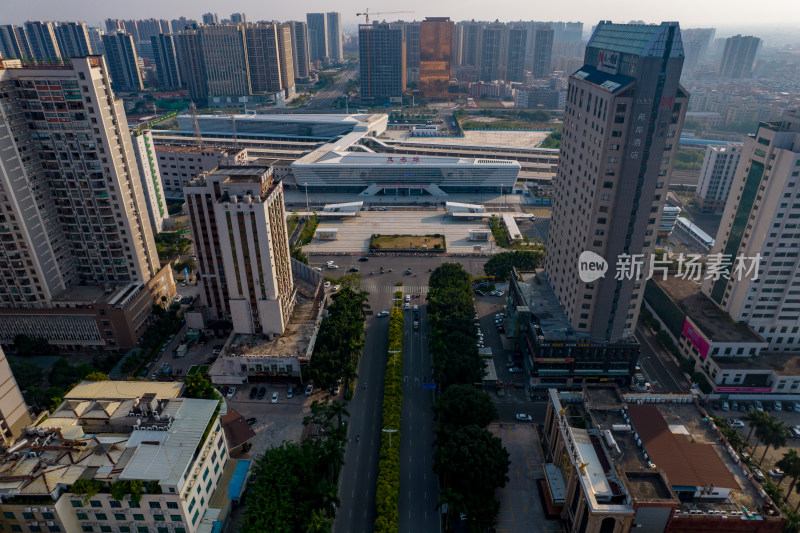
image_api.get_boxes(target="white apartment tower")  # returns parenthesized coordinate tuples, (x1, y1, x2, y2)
(131, 129, 168, 233)
(694, 143, 743, 213)
(544, 22, 688, 342)
(0, 57, 171, 350)
(702, 110, 800, 352)
(185, 166, 294, 335)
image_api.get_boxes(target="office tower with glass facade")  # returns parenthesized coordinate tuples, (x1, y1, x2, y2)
(719, 34, 761, 78)
(101, 32, 143, 91)
(702, 111, 800, 351)
(545, 21, 688, 342)
(151, 33, 182, 90)
(532, 24, 554, 78)
(289, 21, 311, 79)
(326, 12, 343, 61)
(306, 12, 328, 64)
(402, 21, 420, 83)
(358, 22, 406, 105)
(419, 17, 453, 98)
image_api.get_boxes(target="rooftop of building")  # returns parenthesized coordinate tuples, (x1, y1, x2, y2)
(571, 65, 635, 94)
(302, 150, 520, 168)
(587, 21, 684, 59)
(154, 144, 244, 155)
(48, 282, 143, 309)
(64, 381, 184, 400)
(0, 389, 219, 496)
(653, 276, 764, 344)
(553, 386, 771, 514)
(513, 270, 592, 342)
(713, 351, 800, 375)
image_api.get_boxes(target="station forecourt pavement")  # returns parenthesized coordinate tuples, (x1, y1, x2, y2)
(304, 210, 497, 254)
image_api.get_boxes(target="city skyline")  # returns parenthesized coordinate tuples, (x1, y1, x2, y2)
(4, 0, 800, 31)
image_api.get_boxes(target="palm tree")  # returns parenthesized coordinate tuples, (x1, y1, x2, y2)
(757, 419, 788, 465)
(305, 509, 333, 533)
(743, 410, 770, 444)
(784, 510, 800, 533)
(794, 481, 800, 514)
(777, 450, 800, 493)
(326, 400, 350, 429)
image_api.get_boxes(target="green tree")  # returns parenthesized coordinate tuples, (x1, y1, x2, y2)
(69, 479, 104, 504)
(434, 425, 510, 531)
(756, 417, 787, 465)
(777, 450, 800, 493)
(13, 334, 54, 357)
(184, 373, 218, 400)
(744, 410, 769, 443)
(484, 250, 544, 281)
(85, 372, 110, 381)
(8, 358, 43, 389)
(434, 385, 498, 429)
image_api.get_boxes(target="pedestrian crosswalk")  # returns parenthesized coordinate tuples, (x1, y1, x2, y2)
(361, 285, 429, 294)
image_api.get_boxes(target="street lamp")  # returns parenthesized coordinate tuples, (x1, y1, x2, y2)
(382, 428, 398, 447)
(388, 350, 401, 368)
(499, 184, 504, 216)
(304, 182, 310, 215)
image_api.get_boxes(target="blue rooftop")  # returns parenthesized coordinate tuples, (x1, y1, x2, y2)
(588, 21, 684, 58)
(228, 459, 252, 502)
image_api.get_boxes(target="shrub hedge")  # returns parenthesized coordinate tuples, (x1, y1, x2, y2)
(374, 307, 404, 533)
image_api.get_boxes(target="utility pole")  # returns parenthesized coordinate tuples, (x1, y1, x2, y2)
(304, 182, 310, 215)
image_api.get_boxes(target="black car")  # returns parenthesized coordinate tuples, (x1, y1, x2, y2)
(358, 257, 369, 262)
(257, 386, 266, 400)
(249, 387, 257, 399)
(349, 267, 359, 272)
(246, 417, 257, 426)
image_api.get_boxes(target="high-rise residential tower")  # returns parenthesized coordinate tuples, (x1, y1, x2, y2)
(419, 17, 453, 98)
(544, 21, 688, 342)
(694, 144, 742, 213)
(87, 26, 104, 55)
(174, 30, 207, 103)
(505, 25, 527, 82)
(702, 111, 800, 351)
(230, 13, 246, 24)
(55, 22, 93, 58)
(681, 28, 716, 71)
(326, 12, 343, 61)
(719, 34, 760, 78)
(276, 24, 296, 98)
(0, 348, 31, 445)
(101, 32, 143, 91)
(246, 23, 286, 96)
(532, 24, 554, 78)
(402, 22, 420, 83)
(185, 166, 294, 334)
(306, 12, 328, 64)
(131, 129, 168, 233)
(0, 56, 174, 350)
(198, 24, 249, 99)
(358, 22, 406, 105)
(288, 21, 311, 79)
(0, 25, 32, 59)
(24, 21, 61, 60)
(151, 33, 182, 90)
(479, 22, 506, 81)
(202, 12, 219, 25)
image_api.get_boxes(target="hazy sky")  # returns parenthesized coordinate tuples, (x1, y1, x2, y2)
(4, 0, 800, 30)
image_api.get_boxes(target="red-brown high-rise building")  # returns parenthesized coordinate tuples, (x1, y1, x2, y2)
(419, 17, 453, 99)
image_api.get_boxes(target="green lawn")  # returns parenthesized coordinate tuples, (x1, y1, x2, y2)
(370, 234, 446, 250)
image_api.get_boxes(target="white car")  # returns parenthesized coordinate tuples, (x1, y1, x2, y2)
(413, 304, 419, 311)
(496, 291, 505, 297)
(324, 281, 331, 289)
(287, 388, 293, 399)
(377, 311, 390, 317)
(729, 419, 745, 428)
(271, 392, 279, 404)
(769, 468, 785, 478)
(327, 264, 339, 269)
(515, 414, 532, 422)
(405, 295, 411, 302)
(508, 367, 522, 374)
(227, 386, 236, 399)
(489, 290, 498, 296)
(333, 285, 341, 292)
(404, 303, 411, 310)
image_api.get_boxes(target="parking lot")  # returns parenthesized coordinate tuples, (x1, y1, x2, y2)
(707, 400, 800, 508)
(489, 423, 565, 533)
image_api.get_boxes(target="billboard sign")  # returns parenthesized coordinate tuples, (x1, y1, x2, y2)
(597, 50, 620, 74)
(716, 387, 772, 393)
(681, 319, 710, 359)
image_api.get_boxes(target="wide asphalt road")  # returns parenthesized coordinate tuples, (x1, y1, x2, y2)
(306, 65, 359, 110)
(399, 296, 440, 533)
(635, 322, 689, 392)
(334, 283, 391, 533)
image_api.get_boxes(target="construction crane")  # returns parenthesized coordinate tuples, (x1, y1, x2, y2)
(356, 10, 413, 104)
(355, 9, 413, 25)
(189, 102, 203, 149)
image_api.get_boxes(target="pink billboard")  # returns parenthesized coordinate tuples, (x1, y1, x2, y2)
(716, 387, 773, 393)
(682, 319, 710, 359)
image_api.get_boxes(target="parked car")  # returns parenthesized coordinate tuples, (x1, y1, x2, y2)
(287, 388, 293, 399)
(515, 414, 532, 422)
(508, 367, 522, 374)
(249, 387, 257, 399)
(271, 392, 279, 404)
(324, 281, 331, 289)
(792, 427, 800, 439)
(489, 290, 498, 296)
(358, 257, 369, 262)
(332, 385, 340, 396)
(752, 468, 765, 482)
(257, 387, 266, 400)
(769, 468, 785, 478)
(333, 285, 341, 292)
(731, 400, 739, 411)
(775, 401, 783, 411)
(721, 400, 730, 411)
(755, 400, 764, 411)
(377, 310, 390, 317)
(213, 345, 224, 355)
(227, 386, 236, 399)
(305, 384, 313, 396)
(246, 417, 257, 426)
(729, 419, 745, 428)
(794, 401, 800, 412)
(712, 402, 721, 410)
(475, 290, 485, 296)
(496, 291, 505, 297)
